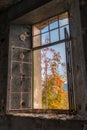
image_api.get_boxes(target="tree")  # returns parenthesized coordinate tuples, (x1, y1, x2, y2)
(41, 47, 69, 109)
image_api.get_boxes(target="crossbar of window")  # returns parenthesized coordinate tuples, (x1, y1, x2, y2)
(32, 37, 71, 51)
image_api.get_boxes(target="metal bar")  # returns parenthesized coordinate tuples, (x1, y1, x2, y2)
(11, 60, 32, 64)
(12, 45, 31, 50)
(33, 38, 71, 51)
(32, 23, 69, 37)
(9, 47, 13, 110)
(11, 92, 31, 94)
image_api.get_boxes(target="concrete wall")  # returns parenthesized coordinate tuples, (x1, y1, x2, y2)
(69, 0, 87, 113)
(0, 24, 9, 114)
(0, 115, 87, 130)
(0, 0, 87, 130)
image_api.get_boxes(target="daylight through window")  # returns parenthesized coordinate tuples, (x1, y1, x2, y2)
(33, 12, 69, 109)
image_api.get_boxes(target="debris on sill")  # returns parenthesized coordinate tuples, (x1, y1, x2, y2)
(9, 113, 75, 120)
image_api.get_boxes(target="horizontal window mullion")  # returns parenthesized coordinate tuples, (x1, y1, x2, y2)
(32, 38, 71, 51)
(32, 24, 69, 37)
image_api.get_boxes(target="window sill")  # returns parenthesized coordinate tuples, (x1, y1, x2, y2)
(7, 112, 87, 121)
(7, 109, 77, 120)
(8, 113, 75, 120)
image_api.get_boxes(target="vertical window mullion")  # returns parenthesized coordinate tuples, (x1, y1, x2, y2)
(58, 15, 60, 41)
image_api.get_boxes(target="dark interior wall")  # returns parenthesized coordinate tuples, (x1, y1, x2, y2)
(80, 4, 87, 73)
(7, 0, 87, 114)
(0, 0, 86, 114)
(83, 30, 87, 71)
(0, 115, 87, 130)
(0, 0, 87, 130)
(69, 0, 87, 113)
(0, 35, 8, 113)
(0, 23, 9, 114)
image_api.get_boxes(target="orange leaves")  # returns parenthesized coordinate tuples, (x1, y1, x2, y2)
(54, 77, 64, 86)
(41, 47, 69, 109)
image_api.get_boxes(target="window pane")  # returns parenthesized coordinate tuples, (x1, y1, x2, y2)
(23, 64, 31, 76)
(40, 20, 49, 33)
(11, 94, 21, 109)
(34, 43, 69, 109)
(12, 63, 20, 76)
(59, 12, 69, 27)
(11, 78, 21, 92)
(49, 16, 58, 30)
(50, 21, 58, 30)
(41, 26, 49, 33)
(13, 48, 21, 61)
(60, 25, 69, 40)
(22, 94, 31, 108)
(41, 32, 50, 45)
(50, 29, 59, 43)
(22, 50, 32, 62)
(22, 78, 31, 92)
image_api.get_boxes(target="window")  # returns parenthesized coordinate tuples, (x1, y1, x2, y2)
(7, 12, 75, 112)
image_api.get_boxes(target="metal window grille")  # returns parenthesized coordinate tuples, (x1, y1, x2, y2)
(9, 46, 32, 110)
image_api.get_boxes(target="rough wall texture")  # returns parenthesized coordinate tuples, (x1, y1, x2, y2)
(0, 25, 9, 114)
(69, 0, 87, 113)
(0, 115, 87, 130)
(0, 0, 87, 130)
(81, 3, 87, 73)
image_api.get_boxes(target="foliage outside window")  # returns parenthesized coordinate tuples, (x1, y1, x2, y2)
(33, 12, 70, 109)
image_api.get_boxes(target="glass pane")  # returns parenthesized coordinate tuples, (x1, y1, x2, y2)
(40, 20, 49, 33)
(59, 12, 69, 27)
(34, 43, 69, 109)
(49, 16, 58, 30)
(12, 63, 20, 76)
(22, 78, 31, 92)
(23, 64, 31, 76)
(50, 21, 58, 30)
(50, 29, 59, 43)
(11, 78, 21, 92)
(41, 26, 49, 33)
(60, 25, 69, 40)
(11, 94, 21, 109)
(41, 32, 49, 45)
(22, 94, 31, 108)
(22, 50, 31, 62)
(33, 35, 41, 47)
(13, 48, 21, 61)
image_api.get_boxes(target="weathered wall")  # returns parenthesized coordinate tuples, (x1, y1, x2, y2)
(0, 115, 87, 130)
(7, 0, 87, 114)
(0, 22, 9, 114)
(80, 3, 87, 72)
(0, 0, 87, 130)
(69, 0, 87, 113)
